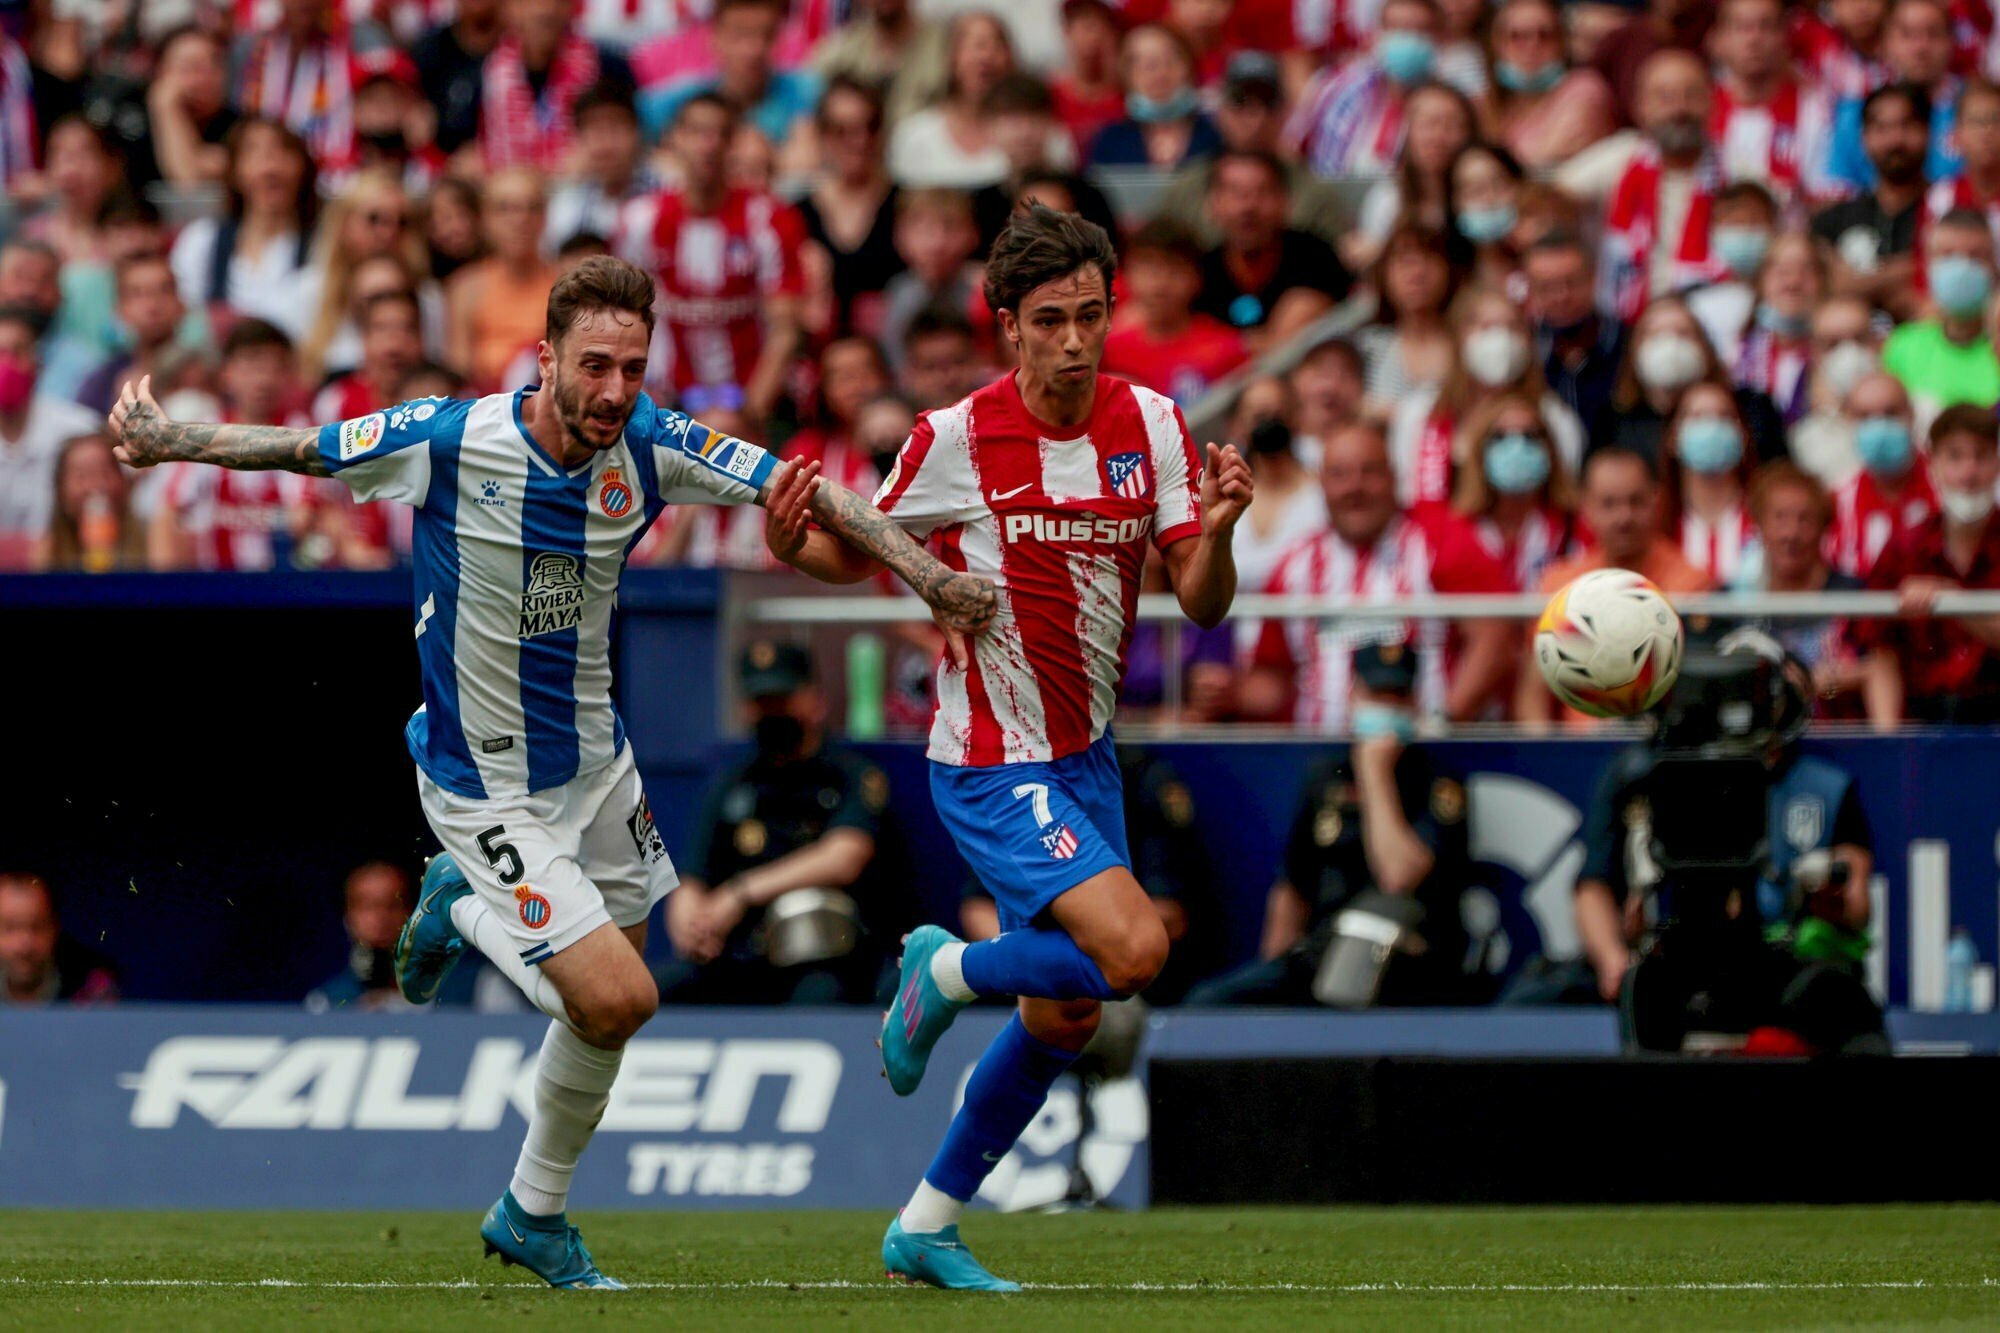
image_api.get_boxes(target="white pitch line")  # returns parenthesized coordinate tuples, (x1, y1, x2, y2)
(3, 1277, 1996, 1295)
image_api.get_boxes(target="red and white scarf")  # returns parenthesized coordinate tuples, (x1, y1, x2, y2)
(1603, 143, 1726, 323)
(242, 27, 355, 165)
(0, 38, 38, 192)
(1413, 409, 1455, 508)
(1709, 81, 1803, 193)
(1732, 326, 1812, 424)
(481, 34, 602, 172)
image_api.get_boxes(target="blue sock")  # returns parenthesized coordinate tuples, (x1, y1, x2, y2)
(923, 1014, 1082, 1202)
(959, 927, 1118, 1000)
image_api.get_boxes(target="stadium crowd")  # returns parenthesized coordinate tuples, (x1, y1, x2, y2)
(4, 0, 2000, 737)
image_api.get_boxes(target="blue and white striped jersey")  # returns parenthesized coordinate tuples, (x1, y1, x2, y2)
(317, 388, 776, 800)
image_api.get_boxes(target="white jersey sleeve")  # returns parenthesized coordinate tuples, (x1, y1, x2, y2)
(633, 393, 778, 504)
(871, 401, 976, 539)
(1134, 386, 1204, 549)
(315, 396, 469, 505)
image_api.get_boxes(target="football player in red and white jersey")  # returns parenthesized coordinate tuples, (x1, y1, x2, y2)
(764, 205, 1252, 1290)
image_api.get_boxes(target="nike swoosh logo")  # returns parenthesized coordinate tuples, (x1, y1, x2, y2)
(988, 482, 1033, 502)
(505, 1217, 526, 1244)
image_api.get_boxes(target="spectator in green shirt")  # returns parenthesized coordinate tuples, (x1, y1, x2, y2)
(1882, 207, 2000, 418)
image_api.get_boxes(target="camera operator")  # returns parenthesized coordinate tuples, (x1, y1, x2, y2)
(1187, 644, 1472, 1008)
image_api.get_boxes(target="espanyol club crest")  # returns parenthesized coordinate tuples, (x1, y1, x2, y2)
(599, 466, 633, 518)
(1104, 451, 1153, 500)
(514, 884, 553, 930)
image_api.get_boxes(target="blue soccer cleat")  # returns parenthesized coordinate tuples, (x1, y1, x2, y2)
(881, 925, 969, 1096)
(882, 1215, 1019, 1292)
(394, 853, 473, 1004)
(480, 1191, 627, 1290)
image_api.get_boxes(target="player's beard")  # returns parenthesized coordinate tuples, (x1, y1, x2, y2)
(550, 370, 633, 454)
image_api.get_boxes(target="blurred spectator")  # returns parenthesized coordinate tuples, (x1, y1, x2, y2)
(1584, 50, 1719, 323)
(37, 433, 145, 573)
(1812, 81, 1930, 324)
(1086, 22, 1221, 169)
(1728, 231, 1825, 426)
(1287, 0, 1443, 177)
(1451, 390, 1579, 592)
(1102, 220, 1246, 406)
(544, 82, 655, 253)
(880, 189, 980, 377)
(1389, 283, 1586, 510)
(854, 390, 918, 476)
(75, 254, 195, 418)
(1794, 0, 1891, 103)
(971, 77, 1119, 253)
(415, 0, 502, 157)
(446, 166, 557, 393)
(1734, 461, 1868, 712)
(889, 12, 1034, 188)
(1443, 140, 1529, 292)
(339, 50, 448, 192)
(1288, 332, 1366, 461)
(1662, 379, 1759, 583)
(1229, 385, 1330, 601)
(619, 94, 805, 421)
(1245, 421, 1514, 730)
(1687, 181, 1780, 364)
(304, 861, 414, 1012)
(1589, 0, 1712, 123)
(1828, 371, 1936, 576)
(422, 175, 484, 284)
(898, 304, 982, 410)
(1356, 222, 1463, 408)
(1882, 206, 2000, 415)
(1482, 0, 1617, 168)
(314, 290, 425, 420)
(1151, 50, 1348, 250)
(1709, 0, 1835, 201)
(1048, 0, 1126, 156)
(138, 25, 237, 189)
(1345, 81, 1477, 274)
(1525, 230, 1628, 443)
(480, 0, 632, 173)
(1431, 0, 1492, 95)
(812, 0, 950, 128)
(1932, 77, 2000, 239)
(1195, 150, 1351, 352)
(1789, 296, 1887, 487)
(798, 78, 903, 340)
(639, 0, 819, 169)
(0, 872, 118, 1007)
(1827, 0, 1961, 191)
(662, 642, 912, 1004)
(24, 116, 129, 268)
(0, 304, 103, 569)
(235, 0, 362, 165)
(1855, 404, 2000, 723)
(1598, 295, 1786, 467)
(1189, 645, 1474, 1006)
(300, 168, 426, 383)
(167, 119, 319, 341)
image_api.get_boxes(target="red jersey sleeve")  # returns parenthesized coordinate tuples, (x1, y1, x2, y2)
(1145, 394, 1204, 550)
(759, 199, 808, 300)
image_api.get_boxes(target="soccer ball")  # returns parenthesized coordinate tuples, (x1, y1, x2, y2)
(1534, 569, 1684, 717)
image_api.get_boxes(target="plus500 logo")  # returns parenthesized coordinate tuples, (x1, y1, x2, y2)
(1003, 513, 1150, 544)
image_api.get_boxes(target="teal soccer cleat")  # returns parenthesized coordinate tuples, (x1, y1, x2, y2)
(880, 925, 969, 1096)
(480, 1192, 627, 1290)
(394, 853, 473, 1004)
(882, 1215, 1020, 1292)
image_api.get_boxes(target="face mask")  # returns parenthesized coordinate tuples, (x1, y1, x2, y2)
(1711, 226, 1770, 279)
(359, 129, 408, 157)
(752, 712, 806, 760)
(1677, 417, 1744, 474)
(1818, 340, 1878, 397)
(1941, 485, 1996, 525)
(1853, 416, 1913, 476)
(1351, 702, 1417, 743)
(1649, 114, 1706, 158)
(1246, 415, 1293, 456)
(1126, 87, 1200, 123)
(1483, 433, 1551, 494)
(1462, 326, 1530, 386)
(1755, 303, 1809, 338)
(1456, 204, 1518, 245)
(1929, 255, 1994, 315)
(0, 356, 35, 413)
(1634, 333, 1704, 391)
(1377, 31, 1436, 83)
(1494, 59, 1565, 94)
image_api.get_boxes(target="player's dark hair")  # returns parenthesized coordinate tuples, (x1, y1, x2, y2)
(982, 203, 1118, 315)
(222, 317, 294, 360)
(1930, 403, 2000, 452)
(545, 255, 658, 348)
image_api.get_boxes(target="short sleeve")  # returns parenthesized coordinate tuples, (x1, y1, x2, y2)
(316, 397, 464, 506)
(640, 395, 778, 505)
(872, 412, 958, 539)
(1427, 513, 1516, 593)
(1136, 389, 1203, 550)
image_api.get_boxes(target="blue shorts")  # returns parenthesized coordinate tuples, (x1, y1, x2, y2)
(930, 731, 1130, 932)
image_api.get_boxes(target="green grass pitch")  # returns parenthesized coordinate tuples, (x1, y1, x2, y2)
(3, 1205, 1997, 1330)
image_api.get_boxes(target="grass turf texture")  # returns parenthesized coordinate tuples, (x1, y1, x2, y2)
(3, 1206, 1996, 1330)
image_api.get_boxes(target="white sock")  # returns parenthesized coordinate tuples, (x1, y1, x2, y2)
(900, 1179, 965, 1234)
(509, 1020, 624, 1217)
(452, 895, 568, 1023)
(930, 942, 975, 1002)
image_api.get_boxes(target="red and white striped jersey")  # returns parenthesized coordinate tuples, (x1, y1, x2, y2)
(1679, 503, 1757, 584)
(875, 373, 1204, 767)
(1253, 511, 1511, 732)
(1830, 462, 1938, 578)
(159, 463, 329, 572)
(617, 186, 806, 400)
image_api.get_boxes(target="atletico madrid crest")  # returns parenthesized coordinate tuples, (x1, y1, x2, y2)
(1041, 823, 1079, 860)
(1104, 452, 1153, 500)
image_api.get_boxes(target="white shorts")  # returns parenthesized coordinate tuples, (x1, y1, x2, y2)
(416, 745, 677, 965)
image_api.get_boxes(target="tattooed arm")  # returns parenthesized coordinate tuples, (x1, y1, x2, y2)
(109, 376, 329, 475)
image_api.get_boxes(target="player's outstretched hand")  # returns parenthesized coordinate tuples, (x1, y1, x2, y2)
(1203, 442, 1254, 533)
(763, 457, 822, 565)
(109, 375, 172, 468)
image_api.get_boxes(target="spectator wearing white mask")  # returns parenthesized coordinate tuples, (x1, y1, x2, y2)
(1789, 296, 1887, 488)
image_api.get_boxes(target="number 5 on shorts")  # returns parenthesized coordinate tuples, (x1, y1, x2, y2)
(477, 825, 524, 885)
